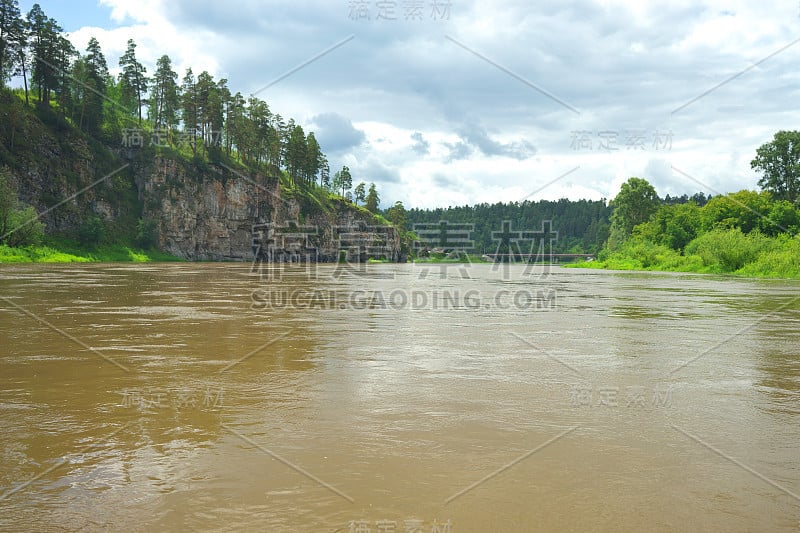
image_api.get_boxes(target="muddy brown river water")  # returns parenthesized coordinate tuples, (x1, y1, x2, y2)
(0, 263, 798, 532)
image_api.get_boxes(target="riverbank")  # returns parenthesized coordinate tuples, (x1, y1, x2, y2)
(564, 232, 800, 278)
(0, 242, 183, 263)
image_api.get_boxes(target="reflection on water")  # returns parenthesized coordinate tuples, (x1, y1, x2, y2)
(0, 264, 798, 532)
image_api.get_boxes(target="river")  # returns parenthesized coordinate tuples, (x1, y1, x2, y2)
(0, 263, 798, 532)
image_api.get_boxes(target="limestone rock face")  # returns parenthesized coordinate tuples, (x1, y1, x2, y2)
(137, 157, 401, 262)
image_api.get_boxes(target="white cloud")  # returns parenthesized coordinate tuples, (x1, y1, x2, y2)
(57, 0, 800, 207)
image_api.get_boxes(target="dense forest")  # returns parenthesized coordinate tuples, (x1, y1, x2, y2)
(405, 193, 715, 255)
(406, 199, 612, 254)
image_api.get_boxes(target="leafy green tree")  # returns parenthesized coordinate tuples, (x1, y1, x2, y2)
(690, 192, 710, 206)
(354, 182, 366, 205)
(365, 182, 379, 212)
(386, 200, 414, 258)
(607, 177, 659, 249)
(5, 205, 43, 246)
(634, 202, 701, 250)
(332, 165, 352, 198)
(0, 167, 43, 246)
(118, 38, 148, 124)
(751, 131, 800, 204)
(765, 200, 800, 235)
(701, 190, 773, 234)
(341, 166, 352, 197)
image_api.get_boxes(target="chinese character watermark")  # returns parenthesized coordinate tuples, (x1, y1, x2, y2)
(348, 0, 452, 21)
(121, 128, 224, 149)
(119, 386, 224, 411)
(569, 129, 673, 151)
(347, 518, 453, 532)
(569, 384, 673, 408)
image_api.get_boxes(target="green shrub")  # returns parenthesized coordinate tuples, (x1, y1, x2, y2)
(134, 218, 159, 249)
(4, 206, 45, 247)
(614, 237, 675, 268)
(0, 168, 45, 247)
(685, 228, 777, 272)
(77, 214, 106, 247)
(735, 235, 800, 278)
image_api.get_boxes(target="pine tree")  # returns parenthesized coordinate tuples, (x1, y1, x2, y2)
(365, 183, 380, 212)
(286, 124, 306, 183)
(118, 38, 148, 124)
(148, 55, 179, 134)
(181, 68, 198, 156)
(82, 37, 108, 135)
(335, 165, 352, 197)
(303, 132, 321, 185)
(354, 182, 366, 205)
(195, 70, 215, 153)
(27, 5, 62, 106)
(0, 0, 24, 84)
(319, 155, 329, 189)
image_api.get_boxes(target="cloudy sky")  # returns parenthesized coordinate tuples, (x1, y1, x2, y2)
(20, 0, 800, 208)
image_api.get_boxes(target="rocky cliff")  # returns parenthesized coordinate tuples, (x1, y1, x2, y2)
(135, 155, 401, 262)
(0, 87, 400, 262)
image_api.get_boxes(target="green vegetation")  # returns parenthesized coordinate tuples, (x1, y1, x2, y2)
(0, 1, 360, 196)
(751, 130, 800, 204)
(385, 200, 417, 259)
(406, 198, 612, 255)
(0, 166, 44, 247)
(0, 239, 182, 263)
(0, 1, 399, 263)
(606, 177, 659, 250)
(568, 143, 800, 278)
(574, 230, 800, 278)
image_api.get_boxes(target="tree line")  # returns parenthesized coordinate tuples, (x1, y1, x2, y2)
(405, 199, 614, 254)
